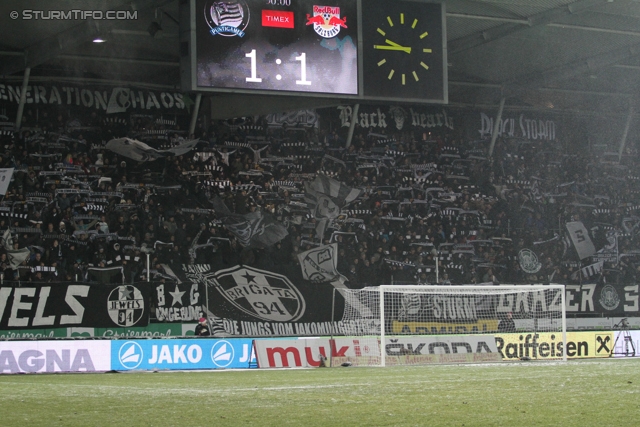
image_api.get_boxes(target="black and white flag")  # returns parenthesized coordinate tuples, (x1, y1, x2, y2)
(1, 229, 30, 269)
(106, 138, 199, 162)
(212, 197, 288, 248)
(566, 221, 596, 260)
(0, 168, 14, 195)
(298, 243, 344, 283)
(304, 175, 362, 239)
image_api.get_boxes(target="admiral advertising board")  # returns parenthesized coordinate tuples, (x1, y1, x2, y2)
(110, 338, 256, 371)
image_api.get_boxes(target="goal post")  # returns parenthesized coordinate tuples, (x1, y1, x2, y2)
(334, 284, 567, 367)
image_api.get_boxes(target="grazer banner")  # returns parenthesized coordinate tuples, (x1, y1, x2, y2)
(0, 340, 111, 373)
(0, 283, 151, 330)
(385, 283, 640, 330)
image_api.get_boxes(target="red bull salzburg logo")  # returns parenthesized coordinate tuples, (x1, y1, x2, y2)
(306, 5, 347, 39)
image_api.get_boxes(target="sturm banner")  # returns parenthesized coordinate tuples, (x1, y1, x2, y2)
(477, 111, 557, 141)
(0, 82, 191, 114)
(0, 283, 151, 330)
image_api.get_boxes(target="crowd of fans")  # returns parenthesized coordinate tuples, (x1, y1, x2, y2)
(1, 106, 639, 288)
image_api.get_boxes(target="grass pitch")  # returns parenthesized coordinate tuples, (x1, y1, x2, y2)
(1, 359, 639, 427)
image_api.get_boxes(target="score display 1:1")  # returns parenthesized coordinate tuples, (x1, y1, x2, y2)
(245, 49, 312, 86)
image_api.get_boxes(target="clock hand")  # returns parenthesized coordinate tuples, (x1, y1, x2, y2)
(373, 44, 412, 54)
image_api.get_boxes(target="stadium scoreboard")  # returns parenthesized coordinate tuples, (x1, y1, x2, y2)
(180, 0, 447, 104)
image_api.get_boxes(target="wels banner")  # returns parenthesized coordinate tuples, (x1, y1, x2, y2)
(153, 281, 203, 323)
(110, 338, 256, 371)
(0, 283, 151, 330)
(0, 340, 111, 373)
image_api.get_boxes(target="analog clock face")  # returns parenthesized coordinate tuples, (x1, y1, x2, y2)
(362, 1, 445, 102)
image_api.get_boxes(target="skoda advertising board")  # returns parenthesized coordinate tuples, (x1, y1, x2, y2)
(110, 339, 256, 371)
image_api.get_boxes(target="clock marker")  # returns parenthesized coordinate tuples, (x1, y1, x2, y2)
(402, 74, 406, 85)
(377, 59, 387, 66)
(377, 28, 386, 36)
(420, 62, 429, 70)
(400, 13, 404, 25)
(388, 69, 395, 80)
(413, 71, 419, 81)
(387, 16, 393, 27)
(420, 32, 429, 39)
(423, 48, 432, 53)
(412, 19, 418, 29)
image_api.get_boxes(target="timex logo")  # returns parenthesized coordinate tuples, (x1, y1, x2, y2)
(262, 10, 294, 28)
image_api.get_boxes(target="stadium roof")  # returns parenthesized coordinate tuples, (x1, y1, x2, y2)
(1, 0, 640, 117)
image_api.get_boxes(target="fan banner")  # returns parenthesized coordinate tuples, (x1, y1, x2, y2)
(388, 283, 640, 326)
(0, 283, 151, 330)
(181, 263, 377, 337)
(153, 281, 204, 323)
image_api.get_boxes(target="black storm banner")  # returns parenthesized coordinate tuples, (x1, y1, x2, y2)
(0, 283, 151, 330)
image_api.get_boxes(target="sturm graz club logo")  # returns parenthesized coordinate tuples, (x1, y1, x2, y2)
(107, 285, 146, 327)
(210, 265, 305, 322)
(205, 1, 250, 37)
(599, 284, 620, 311)
(518, 249, 542, 274)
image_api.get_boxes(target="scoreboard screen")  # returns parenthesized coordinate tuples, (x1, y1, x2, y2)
(181, 0, 447, 103)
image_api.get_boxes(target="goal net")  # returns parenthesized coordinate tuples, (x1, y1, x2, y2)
(333, 284, 567, 366)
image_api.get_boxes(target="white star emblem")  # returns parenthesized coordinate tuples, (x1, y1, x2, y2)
(169, 284, 185, 307)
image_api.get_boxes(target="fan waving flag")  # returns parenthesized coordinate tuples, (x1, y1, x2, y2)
(298, 243, 345, 283)
(212, 197, 288, 248)
(2, 229, 30, 269)
(106, 138, 200, 162)
(304, 175, 362, 239)
(566, 221, 596, 260)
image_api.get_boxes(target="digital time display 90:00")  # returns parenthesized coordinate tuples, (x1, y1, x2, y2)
(195, 0, 359, 95)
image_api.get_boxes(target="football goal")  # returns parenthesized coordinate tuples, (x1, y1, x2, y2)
(333, 284, 567, 366)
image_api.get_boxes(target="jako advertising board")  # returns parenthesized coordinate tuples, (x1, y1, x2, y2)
(110, 338, 256, 371)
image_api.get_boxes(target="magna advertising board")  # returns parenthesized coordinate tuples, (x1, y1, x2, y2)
(0, 341, 111, 374)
